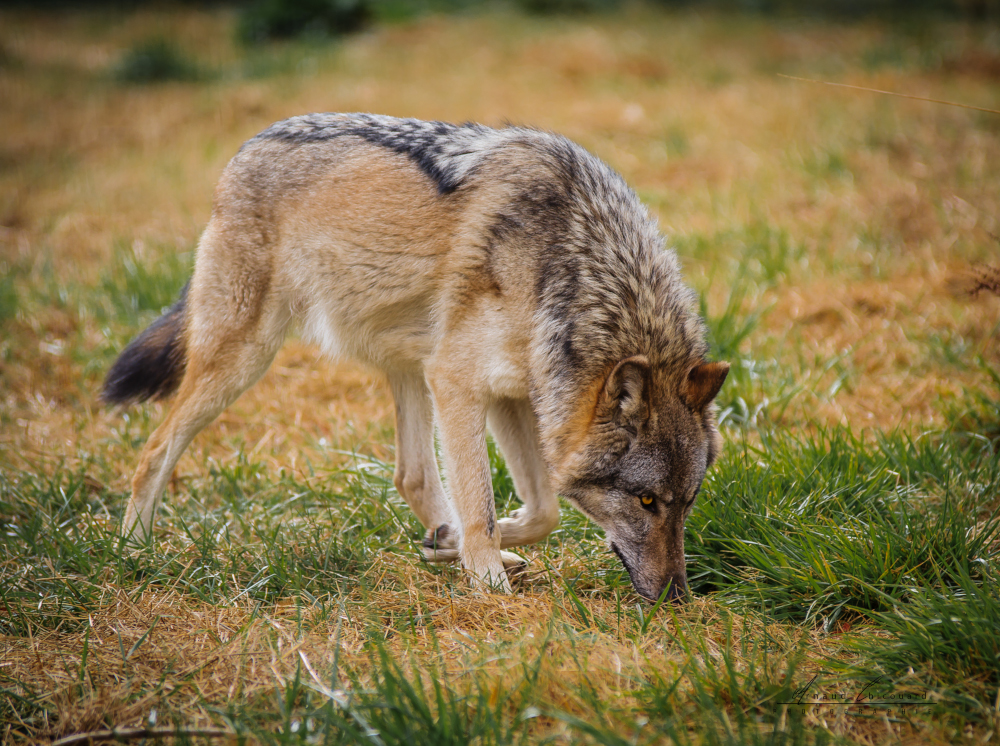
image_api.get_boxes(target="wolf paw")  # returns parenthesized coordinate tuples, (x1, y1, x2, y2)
(500, 550, 529, 586)
(422, 526, 528, 583)
(422, 524, 459, 563)
(464, 553, 527, 594)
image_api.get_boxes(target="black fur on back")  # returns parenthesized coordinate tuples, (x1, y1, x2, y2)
(251, 113, 492, 195)
(102, 283, 189, 406)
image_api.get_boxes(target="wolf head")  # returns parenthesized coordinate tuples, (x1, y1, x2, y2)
(559, 357, 729, 602)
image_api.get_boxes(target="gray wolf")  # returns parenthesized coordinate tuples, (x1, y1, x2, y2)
(103, 113, 729, 601)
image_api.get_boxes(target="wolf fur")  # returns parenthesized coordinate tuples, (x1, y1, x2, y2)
(104, 113, 728, 600)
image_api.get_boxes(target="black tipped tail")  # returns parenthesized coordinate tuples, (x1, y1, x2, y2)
(102, 283, 189, 406)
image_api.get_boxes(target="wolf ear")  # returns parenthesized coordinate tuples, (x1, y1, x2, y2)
(600, 355, 650, 426)
(683, 361, 730, 411)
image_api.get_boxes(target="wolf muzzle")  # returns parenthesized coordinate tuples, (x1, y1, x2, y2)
(611, 541, 688, 604)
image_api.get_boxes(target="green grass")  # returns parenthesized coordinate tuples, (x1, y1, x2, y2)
(0, 452, 414, 633)
(96, 242, 193, 330)
(3, 417, 998, 740)
(0, 266, 18, 323)
(691, 257, 803, 430)
(949, 357, 1000, 446)
(849, 567, 1000, 719)
(689, 428, 1000, 621)
(7, 250, 996, 738)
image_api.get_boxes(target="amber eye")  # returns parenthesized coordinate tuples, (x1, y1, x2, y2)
(641, 494, 654, 507)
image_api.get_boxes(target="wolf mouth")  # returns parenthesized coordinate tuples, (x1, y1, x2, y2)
(610, 541, 642, 593)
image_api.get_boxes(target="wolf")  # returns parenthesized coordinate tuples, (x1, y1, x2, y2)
(103, 113, 729, 601)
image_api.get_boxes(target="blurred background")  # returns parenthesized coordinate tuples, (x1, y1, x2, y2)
(2, 0, 997, 444)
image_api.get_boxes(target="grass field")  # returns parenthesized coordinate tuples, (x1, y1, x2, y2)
(2, 4, 1000, 744)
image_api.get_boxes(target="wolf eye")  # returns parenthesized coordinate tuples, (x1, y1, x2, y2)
(639, 494, 655, 512)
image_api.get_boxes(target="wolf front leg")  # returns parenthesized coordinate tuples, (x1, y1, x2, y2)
(429, 380, 510, 593)
(487, 397, 560, 548)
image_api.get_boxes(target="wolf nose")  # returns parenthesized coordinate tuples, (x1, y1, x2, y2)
(654, 576, 688, 605)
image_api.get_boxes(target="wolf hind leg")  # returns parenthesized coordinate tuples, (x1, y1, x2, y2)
(123, 300, 290, 543)
(488, 397, 560, 549)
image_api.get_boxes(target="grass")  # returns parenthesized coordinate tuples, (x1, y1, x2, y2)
(851, 567, 1000, 716)
(689, 428, 1000, 620)
(2, 3, 1000, 745)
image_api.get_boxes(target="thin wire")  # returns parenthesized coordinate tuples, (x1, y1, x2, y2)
(777, 73, 1000, 116)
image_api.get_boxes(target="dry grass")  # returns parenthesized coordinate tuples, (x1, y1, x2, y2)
(2, 5, 1000, 744)
(2, 588, 798, 739)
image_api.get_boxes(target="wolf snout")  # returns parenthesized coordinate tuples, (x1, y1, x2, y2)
(638, 575, 687, 605)
(611, 541, 689, 604)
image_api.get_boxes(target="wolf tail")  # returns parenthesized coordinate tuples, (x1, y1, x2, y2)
(102, 282, 190, 405)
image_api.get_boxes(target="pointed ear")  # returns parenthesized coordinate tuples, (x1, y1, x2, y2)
(683, 361, 730, 410)
(599, 355, 650, 426)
